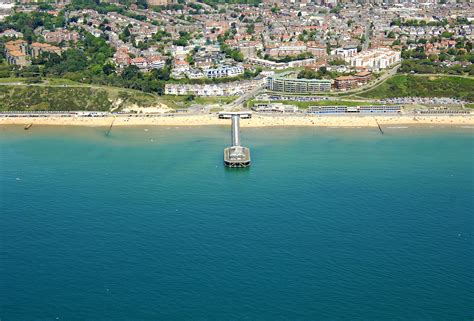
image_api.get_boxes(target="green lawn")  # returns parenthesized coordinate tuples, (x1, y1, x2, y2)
(359, 74, 474, 101)
(194, 96, 236, 105)
(0, 77, 26, 83)
(158, 95, 236, 109)
(45, 78, 85, 86)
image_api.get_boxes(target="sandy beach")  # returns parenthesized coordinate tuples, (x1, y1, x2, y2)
(1, 114, 473, 128)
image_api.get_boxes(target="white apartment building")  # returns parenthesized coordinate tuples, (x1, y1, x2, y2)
(148, 58, 165, 69)
(205, 66, 244, 79)
(268, 44, 307, 57)
(247, 58, 316, 70)
(345, 48, 401, 71)
(165, 79, 265, 96)
(331, 47, 358, 58)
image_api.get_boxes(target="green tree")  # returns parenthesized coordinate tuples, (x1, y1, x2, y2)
(247, 23, 255, 34)
(102, 63, 116, 75)
(121, 65, 141, 80)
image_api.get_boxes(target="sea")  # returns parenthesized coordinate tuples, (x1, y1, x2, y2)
(0, 125, 473, 321)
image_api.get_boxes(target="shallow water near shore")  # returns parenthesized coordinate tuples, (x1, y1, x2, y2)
(1, 125, 473, 320)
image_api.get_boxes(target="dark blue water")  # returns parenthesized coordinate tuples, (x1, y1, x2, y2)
(1, 125, 473, 320)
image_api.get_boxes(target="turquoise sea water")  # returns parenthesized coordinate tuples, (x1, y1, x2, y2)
(0, 125, 473, 320)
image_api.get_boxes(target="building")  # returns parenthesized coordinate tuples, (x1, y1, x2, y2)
(114, 48, 131, 68)
(345, 48, 401, 71)
(205, 66, 244, 79)
(307, 105, 401, 114)
(5, 48, 29, 66)
(131, 57, 147, 69)
(171, 58, 190, 78)
(307, 44, 327, 58)
(267, 76, 333, 93)
(147, 56, 165, 69)
(268, 43, 307, 57)
(4, 39, 30, 66)
(334, 75, 359, 90)
(29, 42, 61, 58)
(247, 58, 317, 70)
(307, 106, 351, 114)
(354, 71, 372, 84)
(4, 40, 61, 66)
(0, 1, 14, 22)
(146, 0, 171, 6)
(335, 71, 372, 90)
(43, 29, 79, 44)
(252, 103, 299, 113)
(247, 58, 287, 70)
(165, 79, 264, 96)
(331, 47, 358, 58)
(0, 29, 23, 38)
(359, 105, 401, 113)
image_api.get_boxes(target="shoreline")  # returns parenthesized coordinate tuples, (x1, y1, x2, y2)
(1, 114, 473, 128)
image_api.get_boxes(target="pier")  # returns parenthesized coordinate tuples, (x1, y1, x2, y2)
(219, 112, 252, 168)
(105, 117, 115, 136)
(375, 118, 384, 135)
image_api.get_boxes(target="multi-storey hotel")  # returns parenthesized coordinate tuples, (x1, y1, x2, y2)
(267, 76, 333, 93)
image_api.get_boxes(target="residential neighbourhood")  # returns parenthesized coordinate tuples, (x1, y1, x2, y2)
(0, 0, 472, 98)
(1, 1, 474, 319)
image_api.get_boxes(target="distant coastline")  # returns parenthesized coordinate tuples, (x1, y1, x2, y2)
(1, 114, 473, 128)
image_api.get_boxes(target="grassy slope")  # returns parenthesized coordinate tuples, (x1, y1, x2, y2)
(0, 85, 159, 112)
(145, 95, 236, 109)
(0, 77, 237, 111)
(359, 75, 474, 101)
(0, 86, 112, 111)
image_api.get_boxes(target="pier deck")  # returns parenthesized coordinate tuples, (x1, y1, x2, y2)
(224, 146, 251, 168)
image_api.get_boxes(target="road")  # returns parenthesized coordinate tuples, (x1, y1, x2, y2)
(223, 83, 266, 110)
(346, 63, 400, 95)
(226, 64, 401, 107)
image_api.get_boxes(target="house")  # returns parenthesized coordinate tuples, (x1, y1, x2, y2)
(43, 29, 80, 44)
(114, 48, 131, 68)
(131, 57, 147, 69)
(4, 39, 30, 66)
(147, 56, 165, 69)
(0, 29, 23, 38)
(30, 42, 61, 58)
